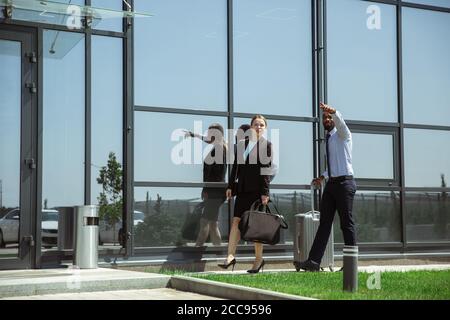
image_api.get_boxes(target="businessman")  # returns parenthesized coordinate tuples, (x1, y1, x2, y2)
(295, 102, 357, 272)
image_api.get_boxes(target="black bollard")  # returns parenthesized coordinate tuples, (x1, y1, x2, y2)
(343, 245, 358, 292)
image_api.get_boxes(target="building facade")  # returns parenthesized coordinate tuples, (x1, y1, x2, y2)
(0, 0, 449, 270)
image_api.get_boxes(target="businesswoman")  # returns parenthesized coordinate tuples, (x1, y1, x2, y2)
(218, 115, 272, 273)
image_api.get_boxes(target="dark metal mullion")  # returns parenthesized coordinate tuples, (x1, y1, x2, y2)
(20, 29, 36, 268)
(233, 112, 317, 123)
(311, 0, 318, 185)
(360, 0, 399, 5)
(29, 28, 38, 269)
(124, 0, 134, 257)
(403, 123, 450, 131)
(401, 1, 450, 13)
(355, 185, 401, 192)
(227, 0, 234, 236)
(397, 3, 407, 252)
(134, 181, 314, 190)
(318, 0, 326, 178)
(404, 187, 450, 192)
(134, 105, 229, 117)
(84, 29, 91, 205)
(90, 29, 126, 38)
(36, 26, 44, 268)
(346, 120, 400, 128)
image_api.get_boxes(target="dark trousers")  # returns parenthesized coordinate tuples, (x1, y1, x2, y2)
(308, 179, 357, 264)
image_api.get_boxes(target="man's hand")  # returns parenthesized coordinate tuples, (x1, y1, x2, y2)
(311, 176, 325, 187)
(320, 102, 336, 114)
(202, 190, 208, 200)
(261, 195, 269, 205)
(226, 188, 232, 200)
(183, 130, 194, 138)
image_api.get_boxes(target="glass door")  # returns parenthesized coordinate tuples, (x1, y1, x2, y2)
(0, 27, 36, 269)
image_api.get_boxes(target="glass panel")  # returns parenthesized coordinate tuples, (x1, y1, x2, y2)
(43, 30, 84, 252)
(404, 129, 450, 187)
(0, 39, 21, 256)
(6, 0, 150, 27)
(11, 0, 86, 27)
(327, 0, 397, 122)
(270, 189, 310, 243)
(402, 8, 450, 126)
(234, 118, 313, 185)
(91, 0, 122, 32)
(406, 192, 450, 242)
(334, 191, 401, 243)
(403, 0, 450, 8)
(134, 0, 227, 110)
(134, 112, 228, 183)
(134, 187, 229, 248)
(233, 0, 312, 116)
(91, 35, 123, 248)
(352, 133, 394, 179)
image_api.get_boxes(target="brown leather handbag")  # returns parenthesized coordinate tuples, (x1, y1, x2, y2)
(239, 200, 288, 245)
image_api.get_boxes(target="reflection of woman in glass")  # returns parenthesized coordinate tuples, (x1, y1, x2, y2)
(184, 123, 227, 247)
(219, 116, 272, 273)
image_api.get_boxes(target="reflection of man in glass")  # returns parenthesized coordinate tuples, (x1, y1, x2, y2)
(184, 124, 227, 246)
(296, 103, 356, 272)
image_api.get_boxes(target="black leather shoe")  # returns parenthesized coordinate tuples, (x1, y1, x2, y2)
(218, 258, 236, 271)
(247, 259, 265, 274)
(294, 259, 320, 272)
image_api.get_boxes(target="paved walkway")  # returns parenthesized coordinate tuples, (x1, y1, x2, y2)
(1, 263, 448, 300)
(2, 288, 223, 300)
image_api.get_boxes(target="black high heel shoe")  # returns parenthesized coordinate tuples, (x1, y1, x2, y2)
(247, 259, 265, 274)
(218, 258, 236, 271)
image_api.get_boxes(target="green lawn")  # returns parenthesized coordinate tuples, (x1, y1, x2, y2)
(194, 270, 450, 300)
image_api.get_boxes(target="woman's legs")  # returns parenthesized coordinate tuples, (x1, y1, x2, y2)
(225, 217, 241, 262)
(252, 242, 264, 269)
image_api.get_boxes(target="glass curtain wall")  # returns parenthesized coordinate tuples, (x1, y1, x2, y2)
(133, 0, 313, 251)
(40, 1, 126, 254)
(327, 0, 450, 245)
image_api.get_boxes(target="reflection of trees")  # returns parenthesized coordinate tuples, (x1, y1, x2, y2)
(134, 195, 190, 247)
(407, 174, 449, 241)
(97, 152, 123, 244)
(334, 192, 401, 243)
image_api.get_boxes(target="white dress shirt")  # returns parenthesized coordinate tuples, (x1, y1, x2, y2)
(243, 140, 257, 161)
(322, 110, 354, 178)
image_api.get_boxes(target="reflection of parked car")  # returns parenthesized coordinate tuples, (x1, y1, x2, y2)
(99, 211, 144, 245)
(0, 208, 58, 248)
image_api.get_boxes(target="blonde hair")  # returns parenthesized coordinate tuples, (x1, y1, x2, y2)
(250, 114, 268, 127)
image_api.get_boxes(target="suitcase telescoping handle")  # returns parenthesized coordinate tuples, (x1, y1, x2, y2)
(310, 183, 322, 219)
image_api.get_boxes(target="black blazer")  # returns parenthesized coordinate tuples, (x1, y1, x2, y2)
(228, 137, 272, 196)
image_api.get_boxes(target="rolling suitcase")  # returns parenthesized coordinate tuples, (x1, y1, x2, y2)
(293, 185, 334, 271)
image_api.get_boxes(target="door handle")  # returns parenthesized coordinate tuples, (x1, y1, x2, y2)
(23, 235, 35, 247)
(25, 158, 36, 169)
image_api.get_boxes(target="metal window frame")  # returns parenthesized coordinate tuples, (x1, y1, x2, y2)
(2, 0, 450, 265)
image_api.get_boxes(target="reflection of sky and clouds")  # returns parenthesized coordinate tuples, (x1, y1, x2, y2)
(402, 8, 450, 126)
(233, 0, 312, 116)
(134, 0, 228, 111)
(43, 30, 85, 209)
(0, 40, 20, 209)
(327, 0, 397, 122)
(404, 0, 450, 8)
(352, 133, 394, 180)
(405, 129, 450, 188)
(1, 1, 450, 211)
(91, 35, 123, 203)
